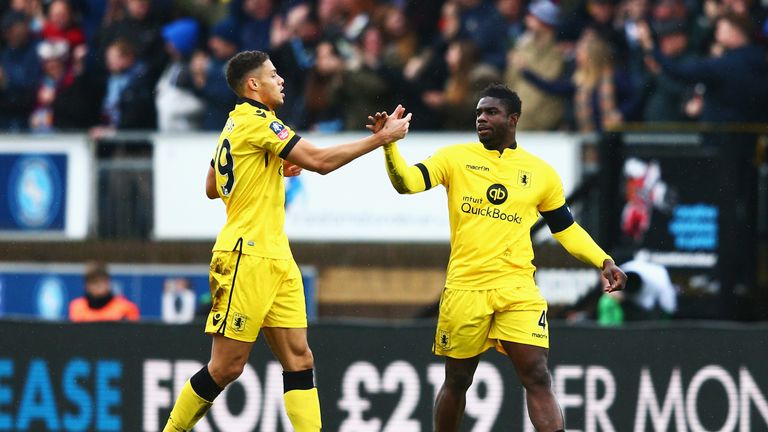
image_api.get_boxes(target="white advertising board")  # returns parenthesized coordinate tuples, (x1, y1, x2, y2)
(0, 134, 91, 239)
(153, 132, 581, 242)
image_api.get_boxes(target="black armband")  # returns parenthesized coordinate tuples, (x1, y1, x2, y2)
(541, 204, 574, 234)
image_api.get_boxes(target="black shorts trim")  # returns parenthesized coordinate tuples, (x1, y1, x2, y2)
(218, 238, 244, 335)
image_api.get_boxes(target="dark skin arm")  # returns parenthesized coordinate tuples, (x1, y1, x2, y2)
(601, 259, 627, 293)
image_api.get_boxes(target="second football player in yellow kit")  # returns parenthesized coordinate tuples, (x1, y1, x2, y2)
(371, 84, 627, 432)
(162, 50, 411, 432)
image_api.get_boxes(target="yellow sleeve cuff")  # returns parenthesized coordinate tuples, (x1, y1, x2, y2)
(552, 222, 612, 269)
(383, 143, 428, 194)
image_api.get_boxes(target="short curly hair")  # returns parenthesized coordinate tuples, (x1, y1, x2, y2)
(480, 84, 522, 116)
(225, 50, 270, 96)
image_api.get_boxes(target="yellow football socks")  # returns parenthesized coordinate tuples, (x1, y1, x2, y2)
(163, 380, 213, 432)
(284, 387, 322, 431)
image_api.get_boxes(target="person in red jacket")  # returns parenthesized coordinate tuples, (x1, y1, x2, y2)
(69, 261, 139, 322)
(41, 0, 85, 52)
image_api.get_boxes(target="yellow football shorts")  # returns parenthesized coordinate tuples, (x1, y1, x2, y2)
(204, 251, 307, 342)
(433, 284, 549, 358)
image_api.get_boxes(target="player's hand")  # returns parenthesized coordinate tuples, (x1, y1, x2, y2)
(366, 111, 388, 134)
(283, 160, 303, 177)
(600, 259, 627, 293)
(378, 104, 412, 143)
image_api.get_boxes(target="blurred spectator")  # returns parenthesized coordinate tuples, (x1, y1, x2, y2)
(505, 0, 567, 130)
(638, 12, 768, 123)
(337, 26, 395, 130)
(519, 31, 638, 132)
(190, 18, 238, 130)
(69, 261, 140, 322)
(586, 0, 629, 60)
(51, 42, 103, 129)
(402, 0, 443, 47)
(615, 0, 652, 90)
(396, 1, 457, 130)
(304, 39, 344, 131)
(230, 0, 274, 52)
(423, 38, 500, 130)
(456, 0, 509, 69)
(270, 2, 321, 128)
(7, 0, 45, 33)
(172, 0, 229, 28)
(72, 0, 109, 41)
(495, 0, 526, 48)
(616, 0, 652, 50)
(99, 0, 167, 82)
(97, 39, 156, 132)
(559, 0, 628, 58)
(0, 10, 41, 131)
(703, 0, 767, 40)
(597, 259, 677, 325)
(338, 0, 377, 44)
(29, 39, 72, 132)
(161, 277, 196, 324)
(641, 19, 696, 122)
(156, 17, 203, 131)
(375, 4, 418, 70)
(41, 0, 85, 51)
(316, 0, 345, 42)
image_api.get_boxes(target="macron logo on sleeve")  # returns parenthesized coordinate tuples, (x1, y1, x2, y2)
(270, 121, 290, 140)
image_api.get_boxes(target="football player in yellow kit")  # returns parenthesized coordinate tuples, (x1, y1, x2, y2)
(370, 84, 626, 432)
(162, 50, 411, 432)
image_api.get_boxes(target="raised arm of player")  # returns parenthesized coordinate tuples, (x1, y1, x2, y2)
(284, 105, 411, 175)
(366, 110, 429, 195)
(541, 205, 627, 292)
(382, 143, 430, 194)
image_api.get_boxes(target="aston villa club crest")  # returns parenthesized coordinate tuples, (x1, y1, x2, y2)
(517, 170, 532, 188)
(232, 312, 247, 332)
(438, 329, 451, 350)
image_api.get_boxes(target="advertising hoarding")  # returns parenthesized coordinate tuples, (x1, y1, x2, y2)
(153, 132, 582, 242)
(0, 135, 91, 239)
(0, 321, 766, 431)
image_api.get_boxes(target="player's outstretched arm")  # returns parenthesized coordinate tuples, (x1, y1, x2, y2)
(284, 105, 411, 175)
(382, 142, 430, 194)
(542, 205, 627, 292)
(366, 110, 430, 195)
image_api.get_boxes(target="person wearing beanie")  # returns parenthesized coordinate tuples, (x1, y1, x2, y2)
(504, 0, 566, 130)
(162, 17, 200, 58)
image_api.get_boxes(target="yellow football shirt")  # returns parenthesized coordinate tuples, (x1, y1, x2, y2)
(211, 98, 300, 258)
(418, 142, 565, 290)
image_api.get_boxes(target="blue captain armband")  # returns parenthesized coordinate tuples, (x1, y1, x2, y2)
(541, 204, 574, 234)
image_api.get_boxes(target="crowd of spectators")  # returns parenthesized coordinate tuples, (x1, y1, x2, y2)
(1, 0, 767, 134)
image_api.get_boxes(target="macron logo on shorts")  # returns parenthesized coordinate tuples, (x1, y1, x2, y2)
(270, 121, 290, 140)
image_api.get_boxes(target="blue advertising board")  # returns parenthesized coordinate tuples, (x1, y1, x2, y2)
(0, 154, 67, 231)
(0, 264, 317, 322)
